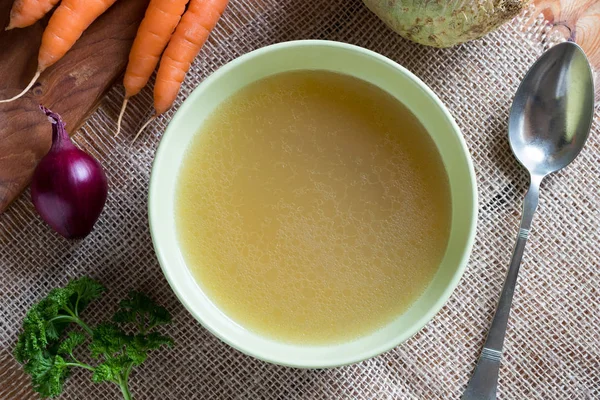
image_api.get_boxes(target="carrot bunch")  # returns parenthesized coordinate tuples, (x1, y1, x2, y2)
(121, 0, 229, 141)
(1, 0, 229, 141)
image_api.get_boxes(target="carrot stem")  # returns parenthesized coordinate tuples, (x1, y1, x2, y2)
(131, 115, 156, 145)
(115, 98, 128, 137)
(0, 70, 41, 103)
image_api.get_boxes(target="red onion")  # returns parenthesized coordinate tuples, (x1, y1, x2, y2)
(31, 106, 108, 239)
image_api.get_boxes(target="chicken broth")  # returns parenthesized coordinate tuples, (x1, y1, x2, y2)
(175, 70, 451, 344)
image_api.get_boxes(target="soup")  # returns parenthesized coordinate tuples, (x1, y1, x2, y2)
(175, 70, 451, 344)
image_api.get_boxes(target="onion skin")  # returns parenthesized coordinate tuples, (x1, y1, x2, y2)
(31, 107, 108, 239)
(363, 0, 529, 48)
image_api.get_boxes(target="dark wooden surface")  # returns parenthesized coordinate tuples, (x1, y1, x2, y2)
(0, 0, 149, 213)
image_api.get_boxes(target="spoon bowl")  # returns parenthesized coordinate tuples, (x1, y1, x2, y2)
(508, 42, 595, 177)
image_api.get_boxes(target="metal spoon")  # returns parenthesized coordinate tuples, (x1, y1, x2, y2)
(462, 41, 595, 400)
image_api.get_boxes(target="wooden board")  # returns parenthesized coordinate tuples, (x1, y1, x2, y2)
(0, 0, 149, 213)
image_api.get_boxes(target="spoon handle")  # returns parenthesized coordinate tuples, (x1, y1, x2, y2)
(462, 176, 542, 400)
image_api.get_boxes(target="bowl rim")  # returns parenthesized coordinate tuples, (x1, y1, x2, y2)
(149, 39, 478, 368)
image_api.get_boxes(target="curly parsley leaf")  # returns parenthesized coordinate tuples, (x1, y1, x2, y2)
(89, 323, 131, 359)
(91, 354, 132, 384)
(23, 353, 70, 398)
(57, 332, 86, 356)
(91, 360, 118, 383)
(112, 291, 172, 332)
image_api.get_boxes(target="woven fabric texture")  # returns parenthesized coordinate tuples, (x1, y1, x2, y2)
(1, 1, 599, 399)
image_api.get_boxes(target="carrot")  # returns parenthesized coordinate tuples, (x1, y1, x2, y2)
(115, 0, 190, 136)
(132, 0, 228, 142)
(6, 0, 60, 30)
(0, 0, 118, 103)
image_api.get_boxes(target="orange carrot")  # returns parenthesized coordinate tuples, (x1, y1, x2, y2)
(6, 0, 60, 30)
(0, 0, 118, 103)
(132, 0, 228, 142)
(115, 0, 190, 136)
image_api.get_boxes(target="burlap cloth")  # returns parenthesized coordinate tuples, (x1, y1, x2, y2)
(1, 1, 599, 399)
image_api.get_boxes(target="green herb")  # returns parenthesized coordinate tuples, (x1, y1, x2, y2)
(14, 277, 174, 399)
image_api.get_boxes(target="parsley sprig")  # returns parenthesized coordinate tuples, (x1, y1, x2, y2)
(14, 277, 174, 399)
